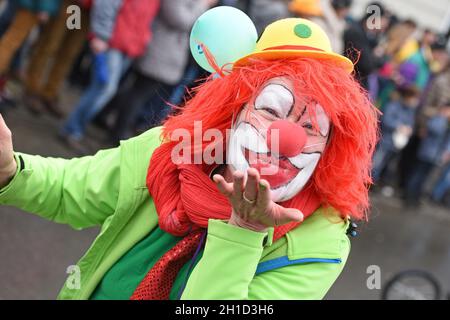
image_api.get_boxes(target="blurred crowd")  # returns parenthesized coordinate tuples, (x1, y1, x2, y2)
(0, 0, 449, 207)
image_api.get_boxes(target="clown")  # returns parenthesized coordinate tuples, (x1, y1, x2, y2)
(0, 17, 378, 299)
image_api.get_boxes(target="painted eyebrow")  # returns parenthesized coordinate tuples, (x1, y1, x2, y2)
(296, 105, 307, 123)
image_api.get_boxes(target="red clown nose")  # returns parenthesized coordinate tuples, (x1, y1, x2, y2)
(267, 120, 307, 157)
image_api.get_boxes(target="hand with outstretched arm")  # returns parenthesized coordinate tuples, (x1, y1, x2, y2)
(213, 168, 304, 232)
(0, 115, 17, 189)
(0, 113, 122, 229)
(182, 167, 347, 300)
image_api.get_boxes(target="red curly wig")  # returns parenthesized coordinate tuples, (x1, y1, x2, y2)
(160, 57, 379, 221)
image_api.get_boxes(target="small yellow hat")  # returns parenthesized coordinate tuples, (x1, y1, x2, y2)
(234, 18, 354, 73)
(289, 0, 323, 17)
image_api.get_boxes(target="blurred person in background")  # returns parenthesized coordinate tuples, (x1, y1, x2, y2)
(375, 19, 420, 108)
(0, 0, 62, 104)
(376, 26, 450, 111)
(420, 44, 450, 120)
(0, 0, 19, 108)
(420, 29, 437, 63)
(66, 39, 94, 90)
(289, 0, 351, 54)
(396, 32, 448, 94)
(404, 103, 450, 207)
(427, 35, 450, 75)
(0, 0, 17, 35)
(99, 0, 217, 145)
(383, 19, 418, 64)
(431, 135, 450, 206)
(397, 36, 449, 191)
(22, 0, 92, 118)
(372, 82, 420, 185)
(381, 27, 439, 105)
(375, 19, 418, 75)
(219, 0, 251, 12)
(392, 22, 430, 91)
(249, 0, 290, 35)
(431, 136, 450, 206)
(60, 0, 160, 153)
(343, 1, 389, 88)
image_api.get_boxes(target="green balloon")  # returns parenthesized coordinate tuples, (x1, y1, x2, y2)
(190, 6, 257, 73)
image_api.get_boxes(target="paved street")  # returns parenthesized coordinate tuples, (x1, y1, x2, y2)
(0, 87, 449, 299)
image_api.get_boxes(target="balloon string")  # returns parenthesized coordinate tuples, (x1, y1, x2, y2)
(200, 43, 226, 78)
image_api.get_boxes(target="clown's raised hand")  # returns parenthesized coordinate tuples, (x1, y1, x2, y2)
(213, 168, 303, 232)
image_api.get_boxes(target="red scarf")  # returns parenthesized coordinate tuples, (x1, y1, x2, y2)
(131, 142, 321, 299)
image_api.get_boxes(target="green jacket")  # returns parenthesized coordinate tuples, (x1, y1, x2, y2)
(0, 127, 351, 299)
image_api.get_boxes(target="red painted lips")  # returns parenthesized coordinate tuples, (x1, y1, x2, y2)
(243, 148, 300, 189)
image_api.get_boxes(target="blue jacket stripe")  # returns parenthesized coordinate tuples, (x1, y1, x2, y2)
(255, 256, 342, 275)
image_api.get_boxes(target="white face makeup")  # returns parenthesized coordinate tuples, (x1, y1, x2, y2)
(254, 83, 294, 119)
(227, 77, 331, 202)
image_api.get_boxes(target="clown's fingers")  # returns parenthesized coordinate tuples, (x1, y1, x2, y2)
(213, 174, 233, 196)
(274, 205, 304, 226)
(243, 168, 259, 203)
(255, 179, 271, 209)
(232, 170, 244, 200)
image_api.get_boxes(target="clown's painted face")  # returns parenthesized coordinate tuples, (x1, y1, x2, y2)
(227, 77, 331, 202)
